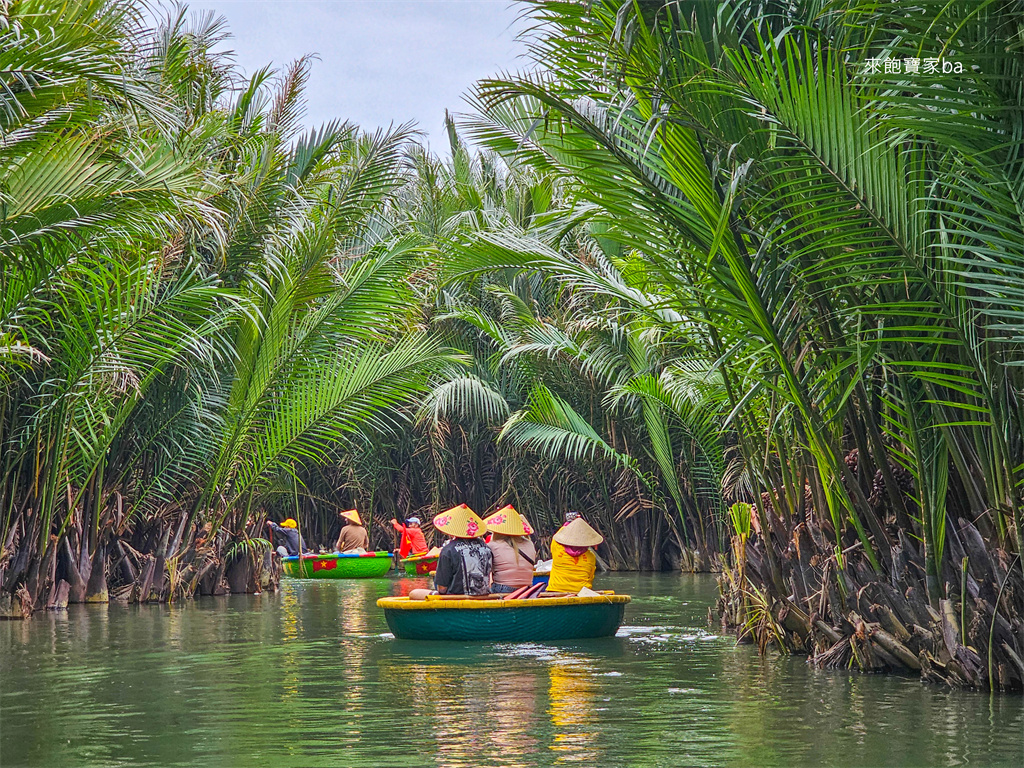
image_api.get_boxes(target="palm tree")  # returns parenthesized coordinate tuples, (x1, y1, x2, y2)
(448, 0, 1023, 689)
(0, 0, 229, 608)
(0, 0, 457, 611)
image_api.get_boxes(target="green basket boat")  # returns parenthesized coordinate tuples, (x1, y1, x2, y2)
(283, 551, 393, 579)
(377, 593, 630, 641)
(400, 552, 439, 575)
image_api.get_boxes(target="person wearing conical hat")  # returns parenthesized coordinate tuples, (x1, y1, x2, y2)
(484, 505, 537, 593)
(547, 517, 603, 594)
(432, 504, 493, 596)
(334, 509, 369, 553)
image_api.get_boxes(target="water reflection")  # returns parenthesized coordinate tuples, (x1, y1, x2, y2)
(1, 574, 1021, 768)
(377, 652, 547, 768)
(548, 659, 599, 763)
(280, 581, 303, 641)
(488, 669, 540, 763)
(394, 575, 432, 596)
(337, 583, 369, 704)
(340, 583, 368, 637)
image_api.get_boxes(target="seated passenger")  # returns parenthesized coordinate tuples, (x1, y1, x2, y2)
(335, 509, 369, 553)
(483, 505, 537, 593)
(391, 516, 428, 558)
(547, 517, 603, 594)
(432, 504, 492, 596)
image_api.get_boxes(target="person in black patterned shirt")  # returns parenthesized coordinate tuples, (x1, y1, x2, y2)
(431, 504, 492, 596)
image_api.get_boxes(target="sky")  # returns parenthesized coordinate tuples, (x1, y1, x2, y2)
(194, 0, 533, 150)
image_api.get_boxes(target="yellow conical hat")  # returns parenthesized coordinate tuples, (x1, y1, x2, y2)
(433, 504, 486, 539)
(340, 509, 362, 525)
(483, 505, 532, 536)
(553, 517, 603, 548)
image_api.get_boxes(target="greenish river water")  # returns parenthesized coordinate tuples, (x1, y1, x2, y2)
(1, 573, 1021, 767)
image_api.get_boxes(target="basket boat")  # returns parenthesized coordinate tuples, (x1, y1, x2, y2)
(400, 552, 439, 575)
(282, 551, 393, 579)
(377, 593, 630, 641)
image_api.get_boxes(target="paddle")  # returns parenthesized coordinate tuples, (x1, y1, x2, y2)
(502, 584, 532, 601)
(503, 582, 544, 601)
(521, 582, 545, 600)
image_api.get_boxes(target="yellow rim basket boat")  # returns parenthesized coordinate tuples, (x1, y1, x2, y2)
(377, 593, 630, 641)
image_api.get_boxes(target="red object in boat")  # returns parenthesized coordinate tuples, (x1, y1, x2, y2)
(504, 584, 530, 600)
(503, 582, 544, 601)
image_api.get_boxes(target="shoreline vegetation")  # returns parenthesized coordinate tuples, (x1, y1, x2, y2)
(1, 0, 1021, 692)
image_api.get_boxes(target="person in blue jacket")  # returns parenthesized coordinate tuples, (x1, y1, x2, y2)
(265, 518, 304, 557)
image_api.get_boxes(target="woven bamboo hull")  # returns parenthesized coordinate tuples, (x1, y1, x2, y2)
(377, 595, 629, 641)
(282, 552, 393, 579)
(400, 554, 438, 575)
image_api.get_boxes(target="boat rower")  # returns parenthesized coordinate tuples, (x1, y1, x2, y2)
(266, 518, 304, 557)
(391, 516, 428, 558)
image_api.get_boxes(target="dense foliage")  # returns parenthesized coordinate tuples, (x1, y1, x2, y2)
(443, 0, 1023, 689)
(0, 0, 455, 608)
(1, 0, 1021, 690)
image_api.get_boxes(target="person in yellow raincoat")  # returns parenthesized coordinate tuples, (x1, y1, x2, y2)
(547, 517, 603, 593)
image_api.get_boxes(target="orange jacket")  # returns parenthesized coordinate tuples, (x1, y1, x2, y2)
(392, 521, 428, 558)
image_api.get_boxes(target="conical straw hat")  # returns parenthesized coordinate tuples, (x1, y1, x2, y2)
(553, 517, 603, 548)
(433, 504, 486, 539)
(340, 509, 362, 525)
(484, 505, 531, 536)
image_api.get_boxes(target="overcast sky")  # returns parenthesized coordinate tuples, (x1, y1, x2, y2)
(194, 0, 532, 150)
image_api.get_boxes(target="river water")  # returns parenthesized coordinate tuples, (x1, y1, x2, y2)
(1, 573, 1021, 767)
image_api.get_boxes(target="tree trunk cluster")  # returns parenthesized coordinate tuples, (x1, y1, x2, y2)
(0, 517, 278, 618)
(718, 512, 1023, 691)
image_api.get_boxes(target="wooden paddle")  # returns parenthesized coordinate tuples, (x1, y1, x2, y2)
(426, 593, 496, 601)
